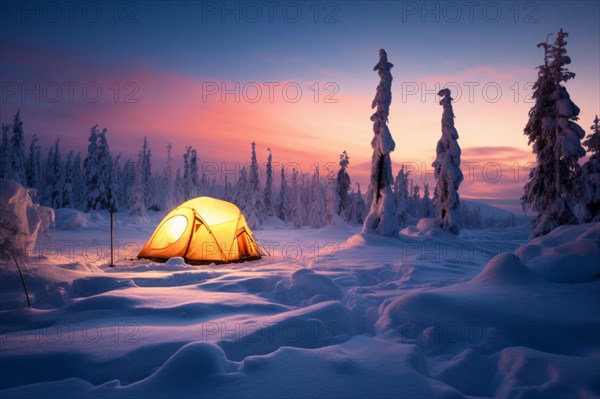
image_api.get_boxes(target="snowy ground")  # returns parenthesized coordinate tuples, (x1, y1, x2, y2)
(1, 211, 599, 399)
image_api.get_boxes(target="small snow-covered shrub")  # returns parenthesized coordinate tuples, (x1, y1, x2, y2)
(0, 179, 54, 260)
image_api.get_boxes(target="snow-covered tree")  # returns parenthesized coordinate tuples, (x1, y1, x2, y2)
(353, 183, 367, 225)
(140, 136, 153, 208)
(130, 153, 148, 218)
(249, 142, 263, 225)
(26, 135, 41, 190)
(72, 153, 84, 209)
(308, 165, 326, 228)
(174, 168, 184, 203)
(42, 140, 63, 208)
(289, 168, 303, 228)
(277, 164, 288, 221)
(112, 154, 123, 210)
(163, 143, 176, 212)
(264, 148, 273, 216)
(10, 111, 26, 184)
(581, 115, 600, 221)
(336, 150, 351, 220)
(63, 151, 76, 209)
(233, 166, 260, 228)
(362, 49, 399, 236)
(121, 159, 135, 209)
(325, 180, 337, 225)
(422, 183, 434, 218)
(84, 125, 116, 210)
(182, 146, 199, 200)
(84, 126, 101, 210)
(0, 123, 11, 180)
(432, 88, 463, 235)
(393, 166, 410, 226)
(522, 29, 586, 238)
(223, 174, 232, 201)
(97, 128, 117, 210)
(410, 184, 421, 218)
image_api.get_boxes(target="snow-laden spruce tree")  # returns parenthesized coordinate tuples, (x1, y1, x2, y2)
(362, 49, 399, 236)
(522, 29, 586, 239)
(581, 115, 600, 221)
(353, 183, 367, 225)
(84, 125, 116, 211)
(0, 124, 11, 180)
(393, 166, 410, 226)
(97, 128, 117, 210)
(43, 140, 63, 209)
(84, 126, 101, 210)
(309, 165, 326, 228)
(233, 166, 260, 228)
(163, 143, 176, 213)
(325, 180, 337, 225)
(289, 168, 303, 228)
(141, 136, 152, 207)
(432, 88, 463, 235)
(422, 183, 434, 218)
(336, 150, 351, 220)
(182, 146, 200, 200)
(10, 111, 27, 185)
(26, 135, 41, 190)
(249, 142, 263, 224)
(277, 164, 288, 221)
(130, 154, 148, 219)
(264, 148, 273, 216)
(72, 153, 84, 209)
(410, 184, 421, 218)
(63, 151, 76, 209)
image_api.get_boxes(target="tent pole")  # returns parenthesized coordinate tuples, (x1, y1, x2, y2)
(10, 250, 31, 308)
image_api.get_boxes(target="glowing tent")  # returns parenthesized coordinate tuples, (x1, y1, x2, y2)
(138, 197, 262, 264)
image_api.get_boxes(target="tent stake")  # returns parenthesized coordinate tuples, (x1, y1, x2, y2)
(10, 250, 31, 308)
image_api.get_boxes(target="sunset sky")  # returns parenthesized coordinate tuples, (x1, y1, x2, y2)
(1, 0, 599, 213)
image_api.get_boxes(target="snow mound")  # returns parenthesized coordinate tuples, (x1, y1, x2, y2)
(136, 342, 229, 386)
(274, 268, 343, 304)
(218, 300, 354, 361)
(517, 223, 600, 283)
(340, 232, 399, 250)
(54, 208, 90, 230)
(401, 218, 456, 238)
(472, 253, 535, 285)
(0, 179, 54, 258)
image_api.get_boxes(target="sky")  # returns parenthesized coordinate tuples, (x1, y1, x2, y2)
(1, 0, 599, 213)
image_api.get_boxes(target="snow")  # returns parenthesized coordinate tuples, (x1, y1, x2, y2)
(54, 208, 90, 230)
(1, 208, 599, 398)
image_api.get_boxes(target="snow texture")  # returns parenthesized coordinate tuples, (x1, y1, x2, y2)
(1, 206, 598, 398)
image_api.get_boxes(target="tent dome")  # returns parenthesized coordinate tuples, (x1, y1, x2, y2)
(138, 197, 261, 264)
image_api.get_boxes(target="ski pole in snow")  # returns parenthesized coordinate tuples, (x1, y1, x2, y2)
(109, 208, 115, 267)
(10, 250, 31, 308)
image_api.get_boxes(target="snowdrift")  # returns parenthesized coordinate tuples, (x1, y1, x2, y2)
(1, 212, 598, 399)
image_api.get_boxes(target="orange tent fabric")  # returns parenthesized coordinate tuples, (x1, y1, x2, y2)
(138, 197, 261, 264)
